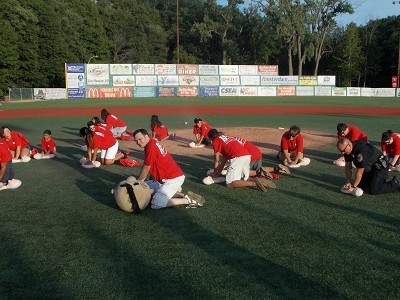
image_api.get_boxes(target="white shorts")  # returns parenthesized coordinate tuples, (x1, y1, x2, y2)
(225, 155, 251, 184)
(146, 175, 185, 209)
(111, 126, 127, 135)
(101, 140, 119, 159)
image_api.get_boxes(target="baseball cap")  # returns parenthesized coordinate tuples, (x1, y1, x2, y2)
(194, 117, 202, 123)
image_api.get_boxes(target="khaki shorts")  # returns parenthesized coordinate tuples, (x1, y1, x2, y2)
(146, 175, 185, 209)
(101, 140, 119, 159)
(226, 155, 251, 184)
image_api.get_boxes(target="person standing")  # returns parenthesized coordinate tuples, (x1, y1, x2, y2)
(133, 129, 205, 209)
(337, 137, 399, 195)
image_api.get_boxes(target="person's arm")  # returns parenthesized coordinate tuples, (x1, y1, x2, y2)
(352, 167, 364, 188)
(91, 148, 99, 162)
(282, 149, 291, 162)
(14, 145, 21, 159)
(196, 135, 204, 146)
(211, 154, 226, 178)
(213, 152, 221, 169)
(137, 164, 151, 181)
(0, 162, 6, 183)
(291, 152, 303, 164)
(343, 161, 353, 189)
(390, 154, 399, 166)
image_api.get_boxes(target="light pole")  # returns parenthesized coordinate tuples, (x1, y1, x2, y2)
(394, 1, 400, 88)
(176, 0, 180, 64)
(87, 55, 98, 64)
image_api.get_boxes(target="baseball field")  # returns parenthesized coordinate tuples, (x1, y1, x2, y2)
(1, 96, 400, 299)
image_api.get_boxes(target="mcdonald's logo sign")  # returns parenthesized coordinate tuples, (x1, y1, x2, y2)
(87, 87, 132, 98)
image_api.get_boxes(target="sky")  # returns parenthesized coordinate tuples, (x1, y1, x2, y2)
(217, 0, 399, 26)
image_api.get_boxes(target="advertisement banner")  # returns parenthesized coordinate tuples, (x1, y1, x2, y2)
(158, 75, 179, 86)
(155, 64, 177, 75)
(110, 64, 132, 75)
(239, 65, 258, 75)
(132, 64, 155, 75)
(198, 65, 219, 75)
(34, 88, 66, 100)
(360, 88, 374, 97)
(199, 76, 219, 86)
(178, 87, 198, 97)
(258, 65, 279, 75)
(136, 76, 157, 86)
(397, 88, 400, 97)
(157, 87, 177, 97)
(296, 86, 314, 96)
(240, 76, 260, 86)
(277, 86, 296, 96)
(347, 87, 361, 96)
(219, 65, 239, 75)
(318, 75, 336, 86)
(219, 87, 240, 96)
(315, 86, 332, 96)
(261, 76, 299, 86)
(179, 75, 199, 86)
(239, 86, 257, 96)
(133, 87, 156, 98)
(299, 76, 318, 86)
(86, 64, 110, 85)
(220, 75, 240, 86)
(257, 86, 277, 96)
(86, 87, 132, 98)
(177, 64, 198, 75)
(112, 76, 135, 86)
(66, 63, 85, 98)
(199, 87, 219, 97)
(332, 87, 347, 96)
(373, 88, 396, 97)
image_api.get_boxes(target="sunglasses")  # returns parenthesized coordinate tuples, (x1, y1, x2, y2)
(339, 143, 350, 153)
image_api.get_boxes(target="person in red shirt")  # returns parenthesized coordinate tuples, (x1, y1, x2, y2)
(80, 127, 124, 166)
(41, 130, 57, 155)
(100, 108, 128, 138)
(381, 130, 400, 171)
(92, 116, 112, 132)
(193, 117, 212, 146)
(133, 128, 205, 209)
(150, 115, 171, 141)
(207, 129, 274, 192)
(0, 141, 21, 191)
(279, 125, 310, 168)
(0, 126, 31, 162)
(334, 123, 368, 166)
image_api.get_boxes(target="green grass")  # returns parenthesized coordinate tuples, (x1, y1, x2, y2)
(1, 99, 400, 299)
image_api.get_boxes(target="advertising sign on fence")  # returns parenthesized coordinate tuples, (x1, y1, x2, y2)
(239, 65, 258, 75)
(261, 76, 299, 86)
(240, 76, 260, 86)
(112, 76, 135, 86)
(277, 86, 296, 96)
(179, 75, 199, 86)
(219, 87, 239, 96)
(360, 88, 374, 97)
(318, 76, 336, 86)
(257, 86, 277, 96)
(110, 64, 132, 75)
(135, 76, 157, 86)
(220, 75, 240, 85)
(258, 65, 279, 75)
(199, 87, 219, 97)
(66, 63, 85, 98)
(315, 86, 332, 96)
(155, 64, 177, 75)
(219, 65, 239, 75)
(86, 87, 132, 98)
(177, 64, 198, 75)
(198, 65, 219, 75)
(86, 64, 110, 85)
(199, 76, 219, 86)
(373, 88, 396, 97)
(239, 87, 257, 96)
(178, 87, 198, 97)
(132, 64, 155, 74)
(295, 86, 314, 96)
(299, 76, 318, 86)
(158, 75, 179, 86)
(347, 87, 361, 96)
(157, 87, 177, 97)
(35, 88, 66, 100)
(332, 87, 347, 96)
(133, 87, 156, 98)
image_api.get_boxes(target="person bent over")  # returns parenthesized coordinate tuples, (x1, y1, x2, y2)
(133, 129, 205, 208)
(337, 137, 400, 196)
(381, 130, 400, 171)
(0, 141, 21, 191)
(278, 125, 310, 168)
(0, 126, 31, 163)
(193, 117, 212, 146)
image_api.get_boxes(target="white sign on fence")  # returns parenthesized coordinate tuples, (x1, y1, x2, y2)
(219, 87, 240, 96)
(86, 64, 110, 85)
(373, 88, 396, 97)
(178, 75, 199, 86)
(332, 87, 347, 96)
(132, 64, 155, 74)
(239, 65, 258, 75)
(112, 76, 135, 86)
(257, 86, 277, 96)
(239, 86, 257, 96)
(220, 76, 240, 85)
(261, 76, 299, 86)
(198, 65, 219, 75)
(240, 76, 260, 86)
(318, 76, 336, 86)
(315, 86, 332, 96)
(135, 75, 158, 86)
(296, 86, 314, 96)
(158, 75, 179, 86)
(347, 87, 361, 96)
(199, 76, 220, 86)
(155, 64, 177, 75)
(219, 65, 239, 75)
(110, 64, 132, 75)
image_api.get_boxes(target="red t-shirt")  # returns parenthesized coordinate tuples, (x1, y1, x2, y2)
(193, 125, 201, 135)
(337, 125, 367, 141)
(92, 131, 116, 149)
(228, 135, 262, 162)
(96, 123, 112, 132)
(152, 125, 169, 140)
(0, 142, 12, 163)
(144, 138, 183, 183)
(1, 132, 30, 151)
(381, 133, 400, 157)
(41, 137, 56, 154)
(199, 121, 212, 138)
(281, 131, 304, 153)
(105, 114, 126, 128)
(212, 135, 249, 159)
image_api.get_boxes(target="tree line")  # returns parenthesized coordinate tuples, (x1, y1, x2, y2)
(0, 0, 399, 96)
